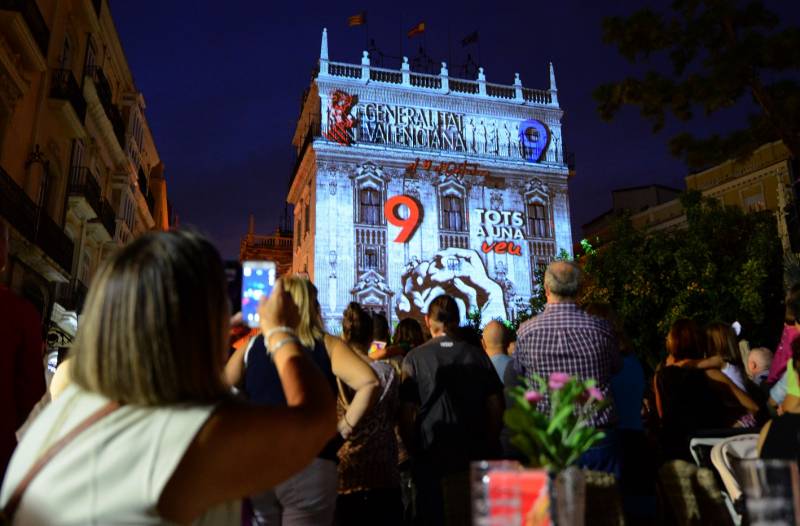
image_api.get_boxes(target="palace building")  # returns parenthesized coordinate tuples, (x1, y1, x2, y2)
(288, 29, 574, 330)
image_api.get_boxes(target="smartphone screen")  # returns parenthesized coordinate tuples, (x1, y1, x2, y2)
(241, 261, 277, 328)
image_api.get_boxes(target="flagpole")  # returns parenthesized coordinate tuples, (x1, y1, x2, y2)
(422, 24, 427, 71)
(447, 23, 452, 70)
(400, 13, 404, 64)
(478, 35, 482, 70)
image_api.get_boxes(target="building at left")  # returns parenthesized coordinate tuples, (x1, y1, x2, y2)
(0, 0, 169, 348)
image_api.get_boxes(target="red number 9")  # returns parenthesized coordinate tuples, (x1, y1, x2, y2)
(385, 195, 421, 243)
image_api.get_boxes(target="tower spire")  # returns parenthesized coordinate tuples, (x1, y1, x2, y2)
(320, 28, 329, 62)
(549, 62, 559, 106)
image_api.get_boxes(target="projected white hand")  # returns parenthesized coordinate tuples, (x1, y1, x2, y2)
(397, 248, 506, 322)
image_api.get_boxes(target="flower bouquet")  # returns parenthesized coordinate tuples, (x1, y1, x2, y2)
(504, 372, 609, 472)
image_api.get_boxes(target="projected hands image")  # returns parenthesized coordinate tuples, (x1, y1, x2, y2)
(397, 247, 507, 324)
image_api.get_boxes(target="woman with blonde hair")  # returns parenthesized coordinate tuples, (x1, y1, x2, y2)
(226, 278, 379, 526)
(705, 322, 747, 391)
(0, 231, 336, 524)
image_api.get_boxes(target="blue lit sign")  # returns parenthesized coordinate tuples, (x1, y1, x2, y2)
(518, 119, 549, 162)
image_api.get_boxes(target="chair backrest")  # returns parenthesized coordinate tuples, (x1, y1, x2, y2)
(710, 434, 759, 503)
(734, 458, 800, 525)
(690, 437, 725, 468)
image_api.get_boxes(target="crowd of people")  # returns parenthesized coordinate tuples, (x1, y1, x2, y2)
(1, 228, 800, 524)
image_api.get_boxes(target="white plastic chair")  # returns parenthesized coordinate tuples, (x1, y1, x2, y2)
(710, 434, 759, 525)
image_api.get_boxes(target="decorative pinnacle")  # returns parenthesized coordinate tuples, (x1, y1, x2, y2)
(549, 62, 557, 92)
(320, 28, 328, 61)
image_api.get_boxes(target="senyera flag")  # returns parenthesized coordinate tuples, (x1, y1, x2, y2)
(348, 12, 366, 27)
(407, 22, 425, 38)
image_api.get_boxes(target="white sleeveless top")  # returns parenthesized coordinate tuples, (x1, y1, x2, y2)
(0, 385, 239, 525)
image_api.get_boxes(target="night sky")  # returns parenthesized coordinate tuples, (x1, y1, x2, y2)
(111, 1, 799, 259)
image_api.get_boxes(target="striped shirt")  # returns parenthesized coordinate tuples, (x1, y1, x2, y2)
(512, 302, 622, 428)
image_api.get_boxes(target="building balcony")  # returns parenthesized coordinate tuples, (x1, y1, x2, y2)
(85, 65, 113, 115)
(0, 164, 74, 275)
(50, 68, 87, 133)
(0, 0, 49, 70)
(98, 200, 116, 239)
(53, 278, 88, 313)
(84, 65, 126, 147)
(67, 166, 102, 220)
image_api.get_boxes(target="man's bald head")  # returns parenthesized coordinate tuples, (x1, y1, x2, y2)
(544, 260, 581, 301)
(482, 320, 509, 356)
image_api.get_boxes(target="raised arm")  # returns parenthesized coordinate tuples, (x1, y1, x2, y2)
(326, 333, 380, 437)
(705, 369, 759, 414)
(158, 279, 337, 523)
(223, 342, 247, 388)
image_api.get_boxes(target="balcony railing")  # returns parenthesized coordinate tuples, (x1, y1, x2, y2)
(0, 165, 74, 273)
(68, 166, 102, 217)
(51, 69, 87, 123)
(0, 0, 50, 58)
(522, 87, 552, 104)
(85, 65, 113, 114)
(97, 199, 116, 238)
(449, 79, 479, 94)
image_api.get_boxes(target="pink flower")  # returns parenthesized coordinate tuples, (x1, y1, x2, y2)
(524, 390, 544, 403)
(548, 372, 570, 390)
(586, 386, 604, 402)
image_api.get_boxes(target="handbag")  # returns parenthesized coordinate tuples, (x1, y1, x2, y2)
(0, 401, 120, 524)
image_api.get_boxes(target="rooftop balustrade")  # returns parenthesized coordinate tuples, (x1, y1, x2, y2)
(320, 51, 556, 107)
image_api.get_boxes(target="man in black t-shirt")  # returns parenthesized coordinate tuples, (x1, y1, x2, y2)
(399, 295, 504, 526)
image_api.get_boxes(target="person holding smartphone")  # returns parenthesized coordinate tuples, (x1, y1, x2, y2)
(0, 231, 337, 524)
(225, 276, 380, 526)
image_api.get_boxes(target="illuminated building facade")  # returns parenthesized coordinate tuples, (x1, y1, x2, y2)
(289, 29, 574, 330)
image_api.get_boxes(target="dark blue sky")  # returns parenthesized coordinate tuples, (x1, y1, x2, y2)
(111, 1, 798, 258)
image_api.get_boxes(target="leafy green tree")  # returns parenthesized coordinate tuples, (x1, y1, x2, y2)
(594, 0, 800, 171)
(509, 249, 572, 332)
(579, 192, 784, 370)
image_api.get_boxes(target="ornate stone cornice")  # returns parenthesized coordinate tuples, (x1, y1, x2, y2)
(315, 78, 564, 124)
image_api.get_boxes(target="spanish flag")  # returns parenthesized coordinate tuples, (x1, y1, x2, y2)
(407, 22, 425, 38)
(348, 12, 366, 27)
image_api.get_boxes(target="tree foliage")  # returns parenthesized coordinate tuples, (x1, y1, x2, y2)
(579, 191, 784, 370)
(594, 0, 800, 169)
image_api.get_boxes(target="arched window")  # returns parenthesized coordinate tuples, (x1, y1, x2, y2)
(442, 195, 464, 231)
(528, 203, 548, 237)
(359, 188, 381, 225)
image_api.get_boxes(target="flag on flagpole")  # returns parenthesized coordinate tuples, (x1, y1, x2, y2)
(348, 12, 367, 27)
(407, 22, 425, 38)
(461, 31, 479, 46)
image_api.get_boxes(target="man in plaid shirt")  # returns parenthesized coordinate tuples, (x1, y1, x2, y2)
(511, 261, 622, 473)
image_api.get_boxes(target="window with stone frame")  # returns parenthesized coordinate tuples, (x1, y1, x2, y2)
(359, 188, 382, 225)
(364, 248, 378, 269)
(442, 195, 465, 231)
(528, 202, 549, 238)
